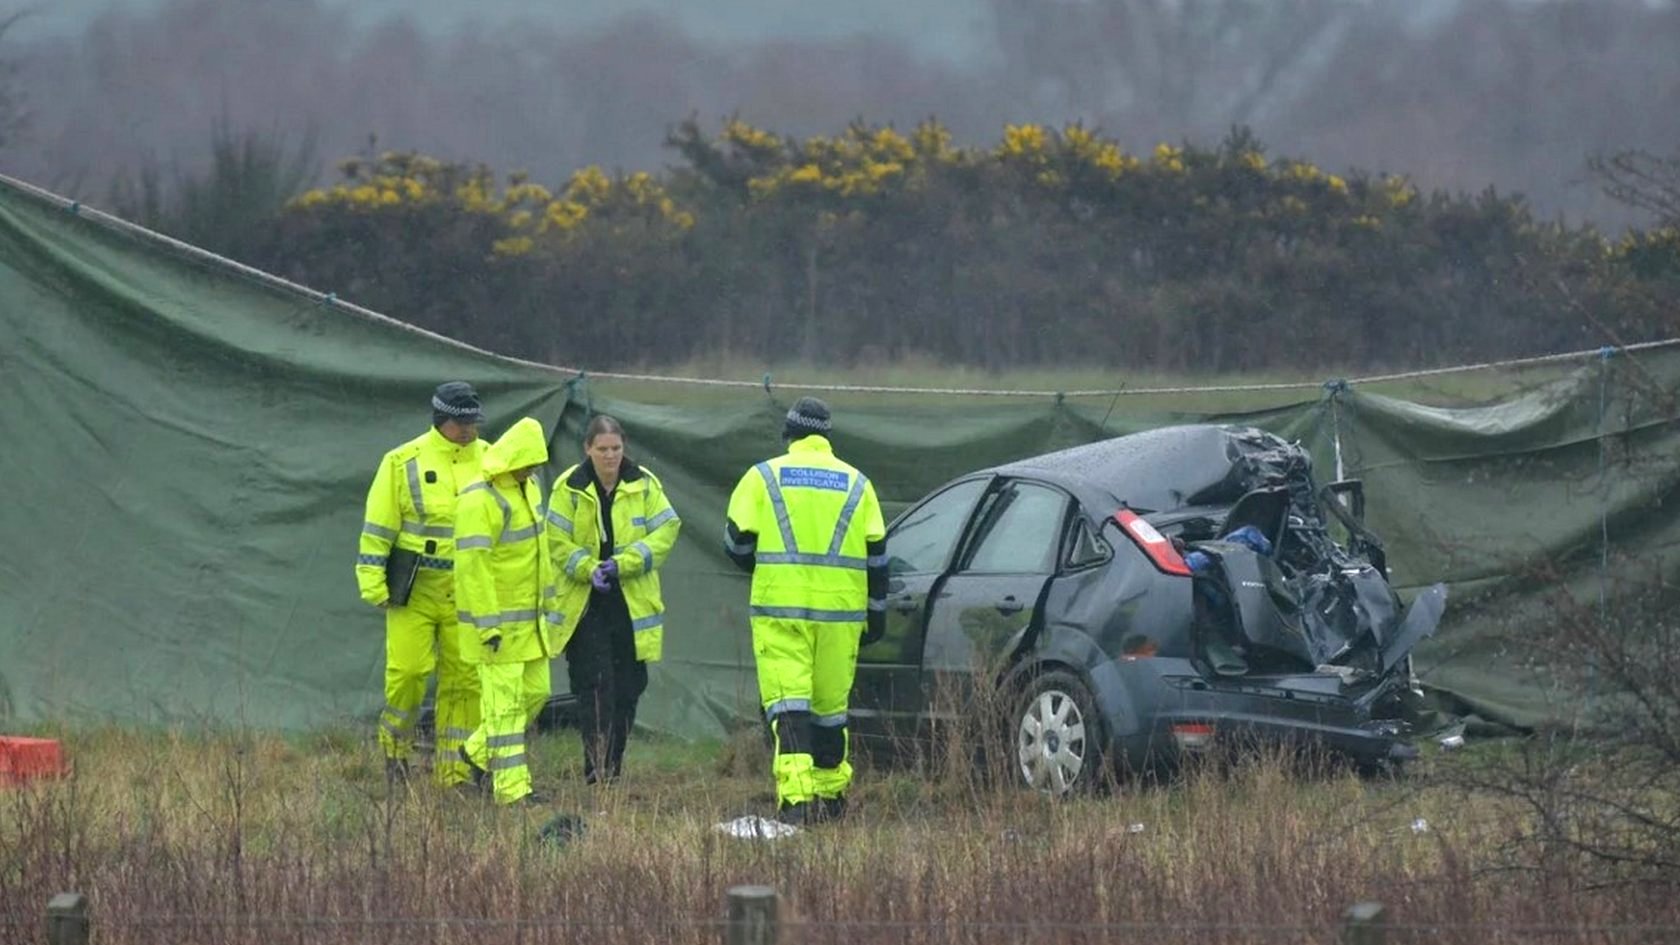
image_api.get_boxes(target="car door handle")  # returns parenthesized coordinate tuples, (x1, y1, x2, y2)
(996, 596, 1025, 615)
(891, 596, 919, 614)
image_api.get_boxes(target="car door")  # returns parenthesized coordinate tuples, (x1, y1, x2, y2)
(920, 479, 1068, 724)
(851, 477, 990, 740)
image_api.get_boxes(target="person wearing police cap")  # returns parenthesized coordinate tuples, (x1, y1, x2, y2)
(724, 397, 888, 825)
(355, 381, 489, 788)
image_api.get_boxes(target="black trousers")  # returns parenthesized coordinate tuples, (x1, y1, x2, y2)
(564, 589, 648, 782)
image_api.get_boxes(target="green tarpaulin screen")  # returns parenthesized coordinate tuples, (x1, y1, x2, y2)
(3, 175, 1677, 737)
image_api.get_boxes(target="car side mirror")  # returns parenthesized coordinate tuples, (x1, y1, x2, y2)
(887, 577, 906, 594)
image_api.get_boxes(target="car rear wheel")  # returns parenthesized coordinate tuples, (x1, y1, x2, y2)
(1014, 671, 1105, 796)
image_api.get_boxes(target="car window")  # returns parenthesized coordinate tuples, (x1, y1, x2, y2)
(962, 481, 1067, 574)
(887, 478, 988, 575)
(1064, 517, 1110, 569)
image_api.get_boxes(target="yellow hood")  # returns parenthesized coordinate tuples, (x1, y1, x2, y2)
(482, 417, 549, 478)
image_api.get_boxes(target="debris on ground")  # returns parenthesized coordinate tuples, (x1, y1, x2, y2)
(714, 815, 801, 840)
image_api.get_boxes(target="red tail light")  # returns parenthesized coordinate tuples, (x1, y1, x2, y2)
(1115, 509, 1193, 576)
(1171, 722, 1215, 751)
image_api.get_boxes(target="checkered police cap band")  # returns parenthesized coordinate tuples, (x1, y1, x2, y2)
(432, 395, 480, 417)
(784, 406, 831, 432)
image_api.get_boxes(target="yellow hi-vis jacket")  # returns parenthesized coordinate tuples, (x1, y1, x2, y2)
(356, 426, 487, 605)
(546, 458, 682, 662)
(725, 435, 887, 623)
(453, 418, 564, 665)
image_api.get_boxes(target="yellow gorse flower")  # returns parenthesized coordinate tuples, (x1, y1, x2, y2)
(999, 124, 1050, 162)
(286, 150, 698, 246)
(1152, 143, 1186, 175)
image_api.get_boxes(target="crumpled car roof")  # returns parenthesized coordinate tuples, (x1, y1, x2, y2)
(988, 424, 1290, 516)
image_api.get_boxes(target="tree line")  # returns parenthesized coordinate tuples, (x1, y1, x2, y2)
(116, 119, 1680, 373)
(8, 0, 1680, 229)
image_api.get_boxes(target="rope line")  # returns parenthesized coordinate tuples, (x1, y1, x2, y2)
(549, 338, 1680, 398)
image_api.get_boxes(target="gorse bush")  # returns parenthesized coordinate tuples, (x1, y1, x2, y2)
(155, 120, 1680, 373)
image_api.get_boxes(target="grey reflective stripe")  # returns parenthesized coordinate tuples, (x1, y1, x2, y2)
(456, 535, 493, 550)
(461, 481, 490, 495)
(460, 608, 542, 629)
(405, 458, 427, 519)
(631, 540, 653, 573)
(868, 598, 887, 612)
(357, 554, 388, 567)
(814, 712, 848, 727)
(565, 549, 589, 575)
(362, 522, 398, 540)
(630, 516, 647, 527)
(440, 727, 475, 741)
(755, 462, 799, 554)
(631, 613, 663, 632)
(543, 610, 567, 625)
(646, 507, 679, 531)
(418, 556, 453, 570)
(765, 698, 811, 717)
(723, 527, 756, 555)
(546, 508, 574, 534)
(488, 754, 527, 771)
(489, 488, 514, 535)
(755, 552, 866, 570)
(867, 554, 889, 568)
(400, 521, 453, 538)
(751, 605, 867, 623)
(502, 524, 539, 543)
(379, 702, 411, 736)
(827, 475, 868, 557)
(487, 733, 524, 749)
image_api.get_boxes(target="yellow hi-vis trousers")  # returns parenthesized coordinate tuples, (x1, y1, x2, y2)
(753, 615, 862, 807)
(462, 659, 551, 803)
(377, 570, 480, 786)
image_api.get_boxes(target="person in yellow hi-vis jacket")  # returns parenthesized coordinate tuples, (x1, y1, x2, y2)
(454, 417, 569, 806)
(355, 382, 486, 788)
(546, 415, 682, 785)
(725, 397, 887, 826)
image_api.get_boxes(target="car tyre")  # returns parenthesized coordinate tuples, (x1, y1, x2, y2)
(1012, 670, 1106, 796)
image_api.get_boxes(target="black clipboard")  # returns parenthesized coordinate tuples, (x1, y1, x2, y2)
(385, 547, 421, 607)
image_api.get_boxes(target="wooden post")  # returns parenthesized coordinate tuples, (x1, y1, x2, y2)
(46, 893, 89, 945)
(1341, 901, 1387, 945)
(726, 885, 778, 945)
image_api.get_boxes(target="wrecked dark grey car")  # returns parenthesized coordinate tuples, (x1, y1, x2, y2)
(850, 424, 1447, 794)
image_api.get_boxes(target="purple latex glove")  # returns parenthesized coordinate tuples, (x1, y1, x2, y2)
(591, 560, 618, 592)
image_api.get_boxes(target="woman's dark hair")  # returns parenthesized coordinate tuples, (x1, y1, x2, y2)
(584, 414, 627, 448)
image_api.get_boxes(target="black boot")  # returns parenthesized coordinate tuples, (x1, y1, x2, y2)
(816, 795, 847, 823)
(776, 800, 812, 826)
(458, 746, 487, 791)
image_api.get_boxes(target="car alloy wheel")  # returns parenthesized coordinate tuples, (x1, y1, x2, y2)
(1017, 686, 1090, 795)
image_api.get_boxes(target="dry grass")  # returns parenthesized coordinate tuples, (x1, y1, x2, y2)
(0, 726, 1673, 944)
